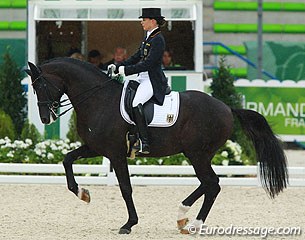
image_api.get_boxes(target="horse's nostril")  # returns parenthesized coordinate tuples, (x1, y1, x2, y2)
(41, 117, 48, 124)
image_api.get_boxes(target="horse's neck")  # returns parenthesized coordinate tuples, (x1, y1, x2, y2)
(65, 74, 122, 121)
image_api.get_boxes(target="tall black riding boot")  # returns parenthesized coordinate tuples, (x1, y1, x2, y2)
(133, 104, 150, 154)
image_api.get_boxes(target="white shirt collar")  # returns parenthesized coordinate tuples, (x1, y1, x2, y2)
(146, 27, 159, 39)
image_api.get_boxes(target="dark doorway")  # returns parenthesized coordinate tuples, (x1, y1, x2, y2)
(37, 21, 82, 64)
(87, 21, 194, 70)
(162, 21, 194, 70)
(36, 20, 194, 70)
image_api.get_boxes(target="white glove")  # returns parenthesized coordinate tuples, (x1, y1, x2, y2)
(111, 72, 119, 79)
(107, 64, 116, 72)
(118, 66, 125, 75)
(107, 64, 118, 79)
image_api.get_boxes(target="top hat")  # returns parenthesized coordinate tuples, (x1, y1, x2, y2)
(139, 8, 164, 19)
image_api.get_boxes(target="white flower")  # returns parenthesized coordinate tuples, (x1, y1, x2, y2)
(181, 160, 189, 165)
(25, 139, 33, 145)
(136, 160, 142, 165)
(70, 142, 81, 149)
(36, 142, 46, 150)
(222, 160, 229, 166)
(0, 139, 5, 145)
(235, 145, 242, 155)
(221, 151, 228, 158)
(158, 159, 163, 165)
(47, 153, 54, 159)
(14, 140, 28, 149)
(60, 143, 70, 150)
(35, 149, 42, 156)
(44, 140, 52, 146)
(4, 137, 11, 143)
(7, 151, 14, 158)
(14, 140, 23, 145)
(62, 149, 68, 155)
(24, 156, 29, 162)
(235, 155, 242, 162)
(5, 143, 13, 148)
(50, 143, 58, 151)
(20, 143, 28, 149)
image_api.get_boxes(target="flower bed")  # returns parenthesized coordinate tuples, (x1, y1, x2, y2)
(0, 137, 250, 166)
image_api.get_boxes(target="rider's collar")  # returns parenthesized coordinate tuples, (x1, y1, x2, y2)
(146, 27, 159, 39)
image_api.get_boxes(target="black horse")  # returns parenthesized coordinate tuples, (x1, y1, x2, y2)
(26, 58, 288, 234)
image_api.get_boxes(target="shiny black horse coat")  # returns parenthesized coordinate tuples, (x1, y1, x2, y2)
(26, 58, 288, 234)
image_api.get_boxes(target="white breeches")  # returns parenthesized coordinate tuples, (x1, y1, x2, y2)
(132, 74, 153, 107)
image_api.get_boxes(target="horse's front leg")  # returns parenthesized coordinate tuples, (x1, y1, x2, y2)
(63, 145, 99, 202)
(110, 156, 138, 234)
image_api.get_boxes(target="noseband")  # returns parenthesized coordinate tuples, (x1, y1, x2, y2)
(32, 74, 68, 120)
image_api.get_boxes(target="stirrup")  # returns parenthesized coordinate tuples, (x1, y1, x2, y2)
(138, 139, 150, 154)
(131, 139, 150, 155)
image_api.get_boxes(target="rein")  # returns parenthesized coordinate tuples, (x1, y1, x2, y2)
(33, 74, 113, 120)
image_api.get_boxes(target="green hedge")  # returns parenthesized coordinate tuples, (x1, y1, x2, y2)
(0, 137, 251, 166)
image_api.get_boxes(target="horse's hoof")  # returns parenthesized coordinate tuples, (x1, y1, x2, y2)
(177, 218, 189, 230)
(78, 187, 91, 203)
(119, 228, 131, 234)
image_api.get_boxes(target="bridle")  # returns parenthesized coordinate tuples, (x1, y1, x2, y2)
(32, 74, 113, 120)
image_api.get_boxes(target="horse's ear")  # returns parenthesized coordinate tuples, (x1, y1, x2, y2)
(24, 69, 32, 77)
(28, 61, 41, 78)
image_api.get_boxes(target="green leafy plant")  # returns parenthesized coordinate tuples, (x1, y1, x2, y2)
(0, 138, 82, 164)
(66, 111, 83, 143)
(20, 120, 42, 144)
(0, 48, 27, 137)
(128, 140, 249, 166)
(0, 109, 16, 140)
(211, 57, 256, 164)
(0, 137, 251, 166)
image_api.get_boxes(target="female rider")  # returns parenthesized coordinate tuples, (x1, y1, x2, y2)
(109, 8, 168, 154)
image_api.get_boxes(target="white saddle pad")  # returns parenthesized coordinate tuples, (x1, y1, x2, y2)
(120, 80, 180, 127)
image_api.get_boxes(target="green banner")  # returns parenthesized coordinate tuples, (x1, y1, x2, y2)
(236, 86, 305, 137)
(245, 41, 305, 81)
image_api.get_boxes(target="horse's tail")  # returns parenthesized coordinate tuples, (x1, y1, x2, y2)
(231, 108, 288, 198)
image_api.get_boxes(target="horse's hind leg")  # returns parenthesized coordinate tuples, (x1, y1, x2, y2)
(63, 145, 99, 202)
(177, 184, 205, 230)
(179, 152, 220, 233)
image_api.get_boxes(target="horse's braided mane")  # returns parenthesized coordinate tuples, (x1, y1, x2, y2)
(41, 57, 122, 87)
(41, 57, 108, 78)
